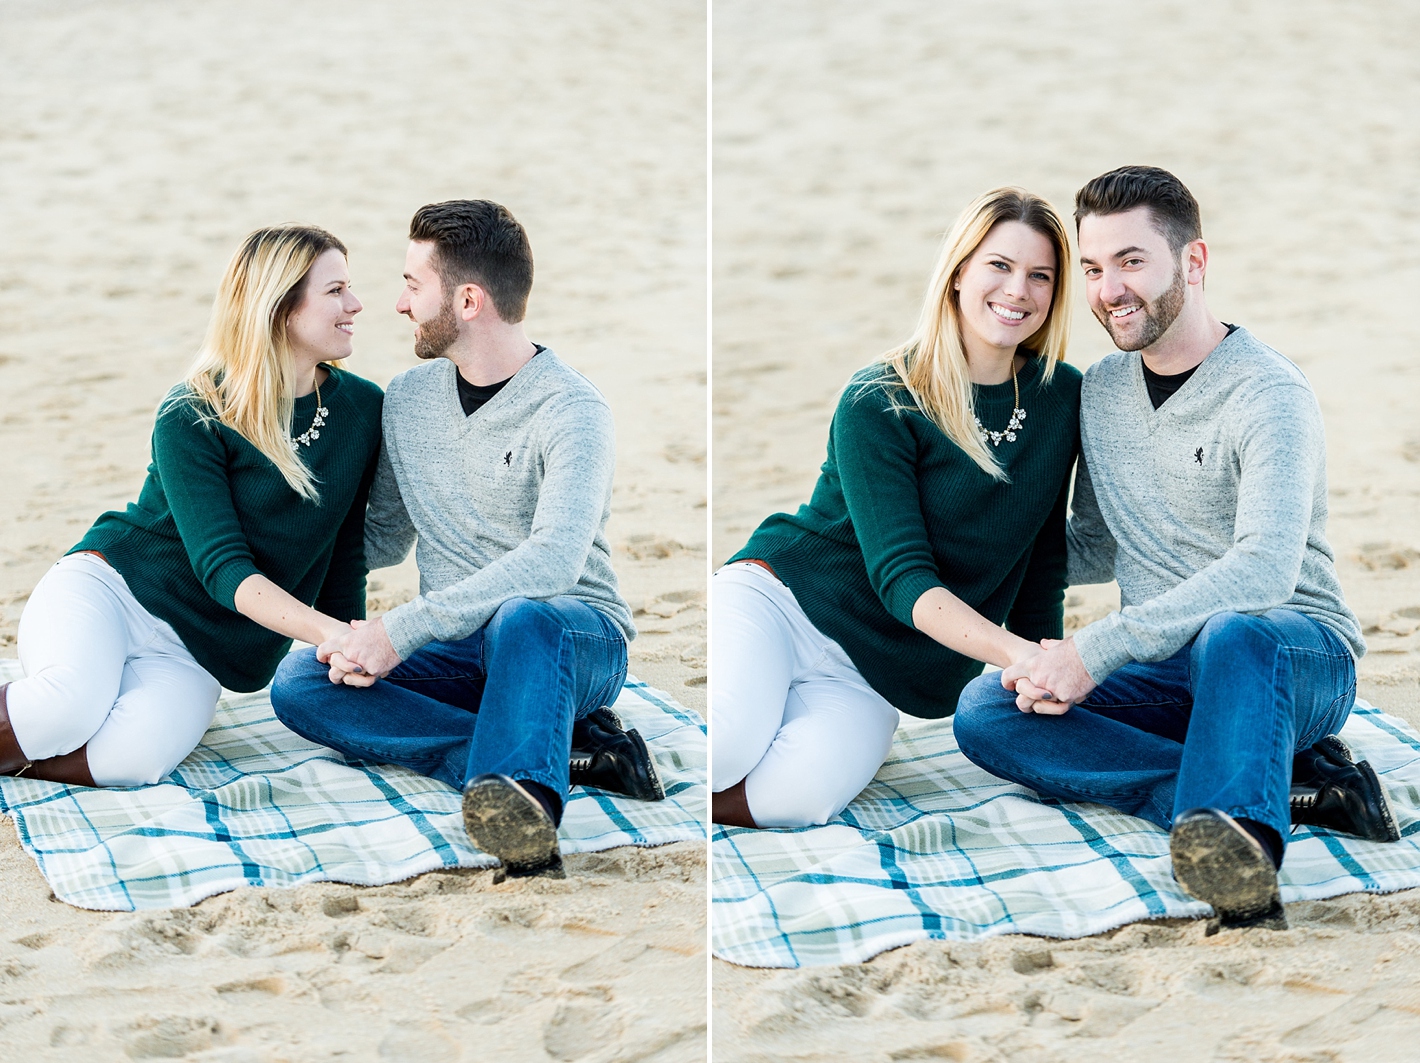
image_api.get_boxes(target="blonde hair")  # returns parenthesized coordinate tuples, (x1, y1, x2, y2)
(179, 225, 347, 502)
(880, 187, 1073, 481)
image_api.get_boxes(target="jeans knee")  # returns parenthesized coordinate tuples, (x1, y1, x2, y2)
(270, 648, 326, 725)
(952, 673, 1011, 756)
(486, 598, 563, 646)
(1193, 611, 1275, 665)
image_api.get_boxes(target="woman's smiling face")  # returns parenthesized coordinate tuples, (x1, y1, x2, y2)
(286, 248, 363, 363)
(954, 220, 1057, 358)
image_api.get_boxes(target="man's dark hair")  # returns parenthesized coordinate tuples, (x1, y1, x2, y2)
(1074, 166, 1202, 254)
(408, 199, 534, 322)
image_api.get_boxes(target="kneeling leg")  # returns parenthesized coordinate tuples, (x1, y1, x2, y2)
(742, 674, 899, 829)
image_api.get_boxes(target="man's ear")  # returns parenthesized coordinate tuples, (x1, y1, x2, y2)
(1184, 238, 1209, 286)
(457, 282, 486, 322)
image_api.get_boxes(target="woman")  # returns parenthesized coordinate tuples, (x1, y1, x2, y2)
(712, 188, 1082, 829)
(0, 226, 384, 788)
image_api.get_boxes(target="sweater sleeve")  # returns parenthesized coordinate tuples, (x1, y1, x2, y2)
(363, 443, 417, 570)
(1074, 382, 1323, 682)
(1065, 449, 1117, 585)
(832, 387, 946, 628)
(151, 398, 262, 611)
(379, 398, 614, 659)
(1006, 473, 1069, 641)
(314, 441, 379, 621)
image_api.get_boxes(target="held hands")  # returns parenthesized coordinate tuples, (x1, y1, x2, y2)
(317, 617, 403, 687)
(998, 636, 1097, 715)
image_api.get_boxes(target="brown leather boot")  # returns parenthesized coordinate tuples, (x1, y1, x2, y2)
(712, 778, 759, 829)
(0, 683, 35, 777)
(26, 746, 96, 787)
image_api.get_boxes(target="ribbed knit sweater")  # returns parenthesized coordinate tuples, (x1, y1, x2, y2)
(732, 355, 1081, 718)
(72, 367, 384, 691)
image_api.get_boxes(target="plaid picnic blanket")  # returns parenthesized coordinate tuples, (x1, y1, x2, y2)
(0, 660, 705, 911)
(713, 700, 1420, 968)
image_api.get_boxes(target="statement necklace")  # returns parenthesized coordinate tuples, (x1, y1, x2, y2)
(291, 380, 330, 449)
(973, 361, 1027, 447)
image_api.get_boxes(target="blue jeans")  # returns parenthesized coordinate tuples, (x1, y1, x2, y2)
(270, 597, 628, 797)
(953, 610, 1356, 851)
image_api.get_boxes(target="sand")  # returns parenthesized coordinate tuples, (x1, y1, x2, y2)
(712, 1, 1420, 1059)
(0, 1, 706, 1059)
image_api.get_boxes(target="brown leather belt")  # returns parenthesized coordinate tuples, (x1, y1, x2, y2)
(736, 557, 781, 581)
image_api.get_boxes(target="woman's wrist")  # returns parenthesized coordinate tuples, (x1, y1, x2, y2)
(311, 613, 351, 646)
(1002, 633, 1043, 668)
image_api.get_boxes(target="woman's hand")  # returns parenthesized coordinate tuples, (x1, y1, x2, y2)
(1005, 638, 1044, 668)
(1002, 636, 1095, 715)
(314, 614, 354, 647)
(317, 617, 402, 687)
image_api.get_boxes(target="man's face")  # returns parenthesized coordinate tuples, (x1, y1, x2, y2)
(1078, 207, 1187, 352)
(396, 241, 460, 360)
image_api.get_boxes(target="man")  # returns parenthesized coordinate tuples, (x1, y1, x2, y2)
(271, 199, 645, 878)
(953, 166, 1391, 931)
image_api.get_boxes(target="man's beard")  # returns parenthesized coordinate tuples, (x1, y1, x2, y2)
(413, 295, 460, 360)
(1096, 263, 1185, 351)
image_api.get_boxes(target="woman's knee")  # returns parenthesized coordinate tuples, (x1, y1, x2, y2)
(87, 700, 215, 787)
(94, 746, 184, 788)
(744, 721, 892, 829)
(5, 665, 121, 756)
(746, 772, 850, 829)
(711, 733, 761, 794)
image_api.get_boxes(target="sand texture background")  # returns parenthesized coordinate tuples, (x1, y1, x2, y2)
(712, 1, 1420, 1060)
(0, 1, 706, 1059)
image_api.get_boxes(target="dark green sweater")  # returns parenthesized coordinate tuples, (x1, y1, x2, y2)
(72, 366, 384, 692)
(733, 355, 1081, 718)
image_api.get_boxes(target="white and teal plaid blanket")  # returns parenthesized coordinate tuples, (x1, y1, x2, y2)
(713, 700, 1420, 968)
(0, 661, 705, 911)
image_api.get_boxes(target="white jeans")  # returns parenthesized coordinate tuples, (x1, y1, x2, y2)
(711, 562, 899, 828)
(8, 552, 220, 787)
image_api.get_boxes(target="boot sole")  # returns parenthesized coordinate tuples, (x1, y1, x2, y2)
(462, 775, 563, 878)
(1171, 809, 1287, 930)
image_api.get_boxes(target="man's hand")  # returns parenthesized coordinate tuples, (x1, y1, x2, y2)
(998, 636, 1097, 714)
(317, 617, 402, 686)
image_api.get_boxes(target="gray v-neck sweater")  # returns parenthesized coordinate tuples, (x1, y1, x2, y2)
(1067, 326, 1363, 682)
(364, 349, 634, 659)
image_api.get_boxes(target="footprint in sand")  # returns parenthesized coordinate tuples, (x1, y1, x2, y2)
(378, 1021, 460, 1062)
(119, 1015, 222, 1059)
(1010, 948, 1055, 975)
(215, 976, 285, 998)
(543, 1001, 625, 1061)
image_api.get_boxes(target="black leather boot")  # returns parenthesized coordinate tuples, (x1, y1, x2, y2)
(569, 706, 665, 802)
(1290, 734, 1400, 843)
